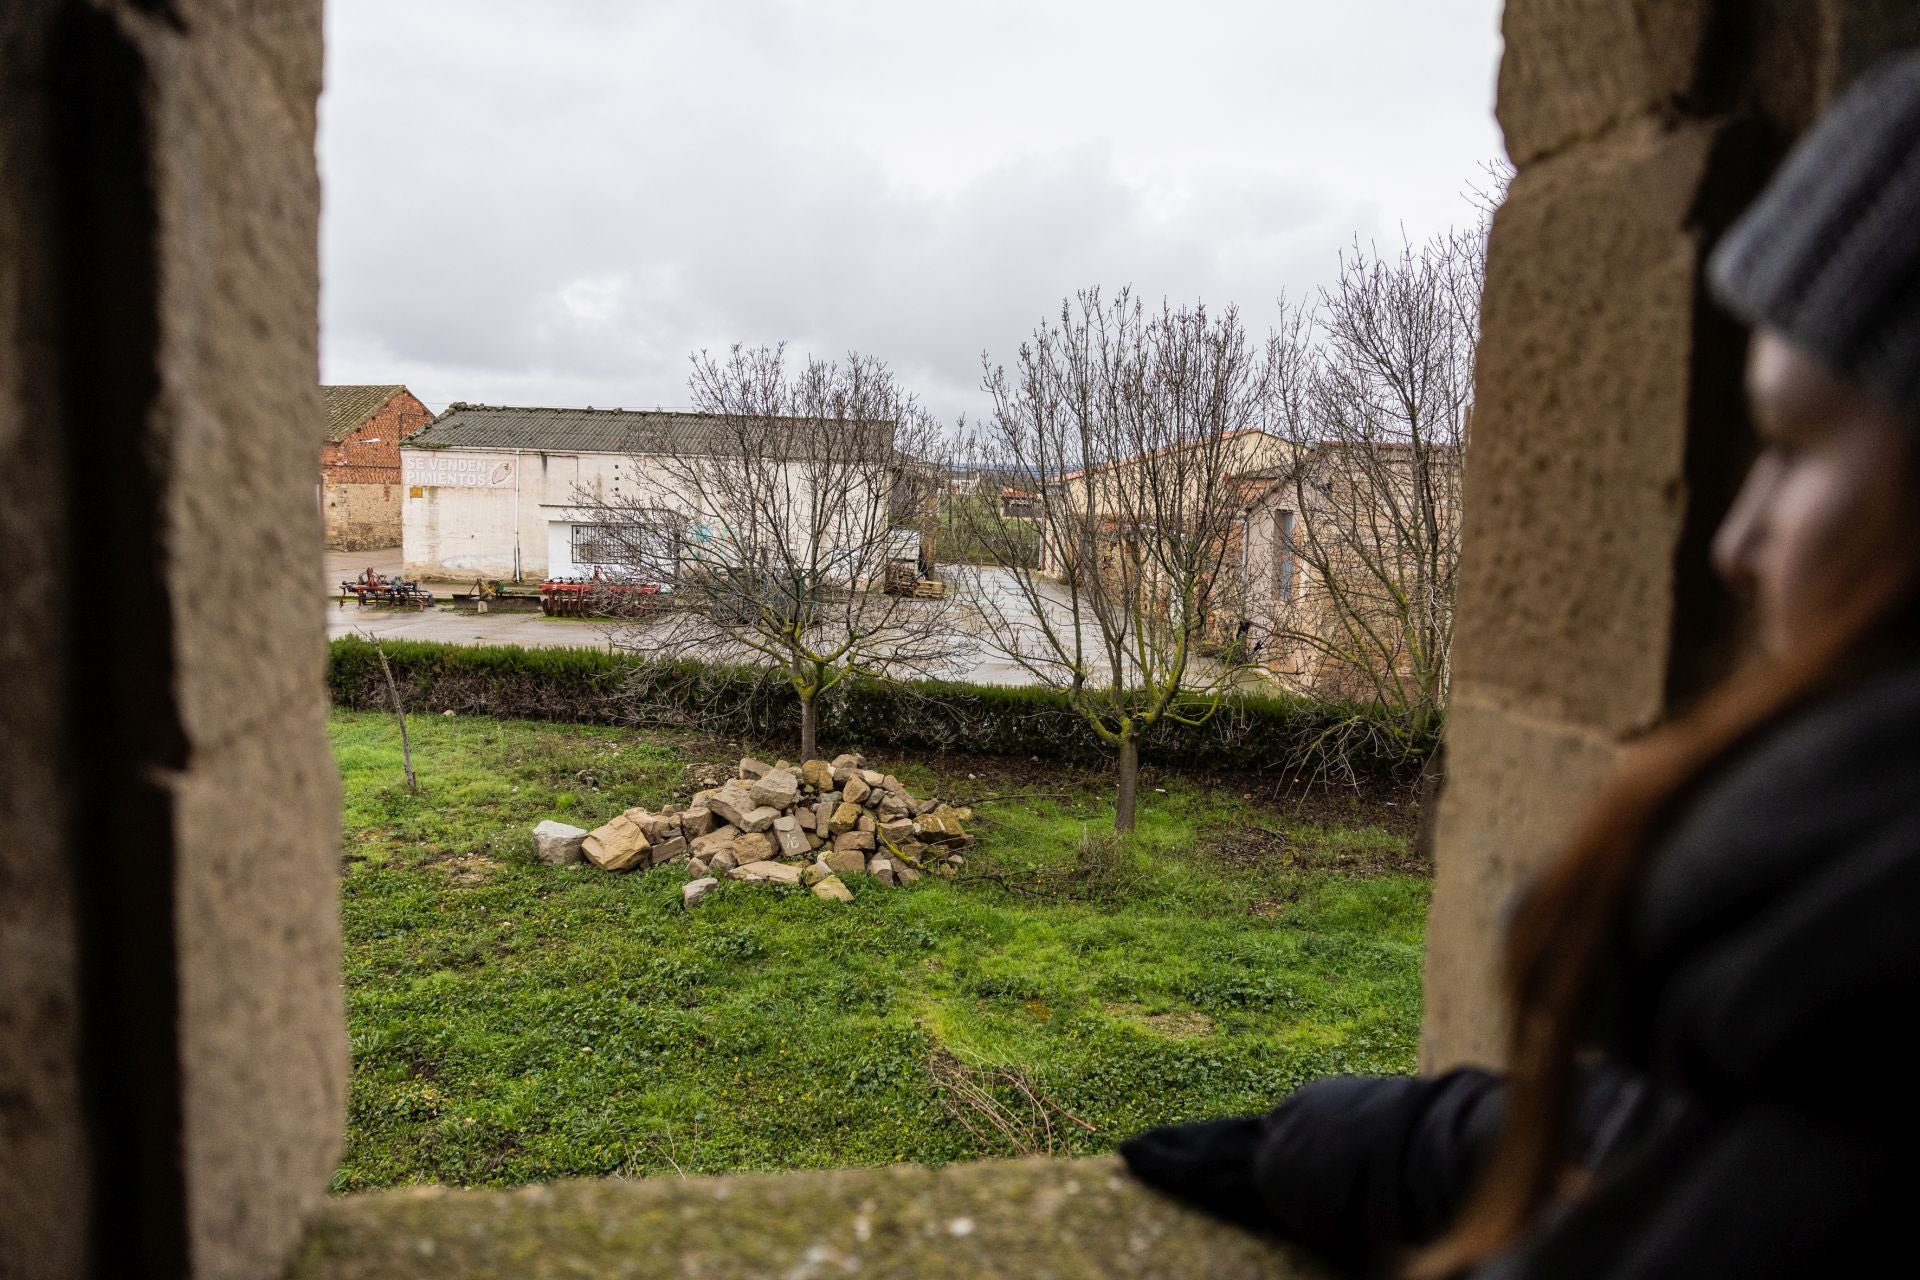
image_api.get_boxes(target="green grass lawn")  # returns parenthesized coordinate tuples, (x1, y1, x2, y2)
(331, 709, 1428, 1191)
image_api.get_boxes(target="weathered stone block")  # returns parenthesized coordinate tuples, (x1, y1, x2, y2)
(832, 830, 875, 854)
(531, 820, 588, 865)
(1496, 0, 1714, 165)
(749, 768, 800, 810)
(773, 824, 811, 858)
(732, 832, 775, 863)
(683, 877, 720, 907)
(729, 860, 803, 886)
(811, 875, 854, 903)
(822, 847, 867, 875)
(706, 783, 759, 830)
(691, 825, 740, 860)
(829, 802, 862, 835)
(801, 759, 835, 792)
(842, 775, 871, 807)
(1457, 122, 1718, 736)
(584, 814, 650, 871)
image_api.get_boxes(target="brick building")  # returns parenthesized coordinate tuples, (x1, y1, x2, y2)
(320, 384, 431, 549)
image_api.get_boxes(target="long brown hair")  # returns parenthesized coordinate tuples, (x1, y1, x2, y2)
(1407, 474, 1920, 1278)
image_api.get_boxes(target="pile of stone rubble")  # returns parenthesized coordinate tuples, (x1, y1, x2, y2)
(530, 754, 972, 907)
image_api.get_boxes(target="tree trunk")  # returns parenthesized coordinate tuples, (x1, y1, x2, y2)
(798, 691, 818, 763)
(374, 642, 416, 792)
(1114, 732, 1139, 833)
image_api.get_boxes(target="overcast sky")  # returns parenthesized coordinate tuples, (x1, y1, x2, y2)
(319, 0, 1505, 422)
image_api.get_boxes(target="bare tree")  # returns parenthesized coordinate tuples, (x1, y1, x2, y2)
(1261, 224, 1482, 738)
(576, 345, 964, 760)
(958, 289, 1265, 831)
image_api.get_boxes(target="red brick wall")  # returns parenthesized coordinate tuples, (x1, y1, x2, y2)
(320, 389, 430, 548)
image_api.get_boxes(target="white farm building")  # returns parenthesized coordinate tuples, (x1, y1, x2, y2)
(399, 403, 901, 582)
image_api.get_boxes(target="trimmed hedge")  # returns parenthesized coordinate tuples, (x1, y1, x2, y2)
(328, 637, 1435, 784)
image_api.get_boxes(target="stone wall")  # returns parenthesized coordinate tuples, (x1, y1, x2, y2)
(1422, 0, 1920, 1070)
(291, 1156, 1328, 1280)
(323, 477, 405, 551)
(0, 3, 342, 1279)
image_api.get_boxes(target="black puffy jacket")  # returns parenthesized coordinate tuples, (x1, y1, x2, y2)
(1121, 659, 1920, 1277)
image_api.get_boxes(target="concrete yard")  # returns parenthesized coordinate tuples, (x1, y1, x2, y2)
(323, 549, 1045, 684)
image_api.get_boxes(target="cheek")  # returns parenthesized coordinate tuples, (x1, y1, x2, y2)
(1762, 451, 1906, 605)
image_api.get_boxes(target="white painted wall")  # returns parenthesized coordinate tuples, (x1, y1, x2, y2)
(401, 445, 890, 582)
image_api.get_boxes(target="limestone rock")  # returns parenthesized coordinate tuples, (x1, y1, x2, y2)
(877, 818, 916, 846)
(842, 775, 872, 807)
(833, 830, 875, 853)
(749, 768, 800, 810)
(869, 857, 896, 887)
(811, 874, 854, 903)
(773, 822, 811, 859)
(801, 759, 835, 793)
(857, 814, 876, 835)
(729, 860, 802, 886)
(802, 860, 829, 887)
(708, 848, 738, 874)
(859, 769, 884, 788)
(917, 813, 968, 844)
(531, 820, 588, 866)
(795, 806, 816, 832)
(681, 806, 715, 837)
(705, 783, 758, 830)
(738, 756, 771, 780)
(732, 832, 776, 863)
(830, 753, 860, 785)
(822, 846, 867, 875)
(649, 835, 688, 866)
(829, 801, 862, 835)
(815, 798, 837, 832)
(584, 813, 650, 872)
(877, 791, 914, 820)
(687, 857, 710, 879)
(683, 877, 720, 907)
(691, 825, 740, 860)
(896, 865, 923, 886)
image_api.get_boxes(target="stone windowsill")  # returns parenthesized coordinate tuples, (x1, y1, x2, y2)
(291, 1155, 1327, 1279)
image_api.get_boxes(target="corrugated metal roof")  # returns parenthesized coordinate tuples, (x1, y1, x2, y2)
(405, 403, 895, 456)
(322, 384, 408, 443)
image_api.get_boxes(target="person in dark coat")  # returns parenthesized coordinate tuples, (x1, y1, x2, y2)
(1120, 50, 1920, 1280)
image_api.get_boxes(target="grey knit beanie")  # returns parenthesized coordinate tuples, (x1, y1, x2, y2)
(1708, 50, 1920, 422)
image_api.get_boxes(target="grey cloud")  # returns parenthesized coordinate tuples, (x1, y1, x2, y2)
(320, 0, 1503, 420)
